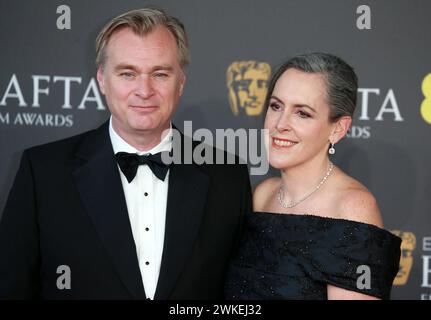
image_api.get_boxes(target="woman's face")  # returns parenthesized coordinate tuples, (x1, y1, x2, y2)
(264, 68, 337, 170)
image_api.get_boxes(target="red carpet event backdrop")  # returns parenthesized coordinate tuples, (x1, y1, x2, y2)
(0, 0, 430, 299)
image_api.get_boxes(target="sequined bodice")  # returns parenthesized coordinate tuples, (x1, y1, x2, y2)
(225, 212, 401, 300)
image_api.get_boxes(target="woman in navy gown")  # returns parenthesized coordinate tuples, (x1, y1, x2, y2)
(225, 53, 401, 300)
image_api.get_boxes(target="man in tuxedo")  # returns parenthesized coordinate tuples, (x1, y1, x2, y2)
(0, 8, 251, 299)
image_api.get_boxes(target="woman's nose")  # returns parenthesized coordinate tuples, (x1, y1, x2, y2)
(275, 111, 292, 132)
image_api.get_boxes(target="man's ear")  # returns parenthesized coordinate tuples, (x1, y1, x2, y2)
(96, 67, 106, 95)
(330, 116, 352, 144)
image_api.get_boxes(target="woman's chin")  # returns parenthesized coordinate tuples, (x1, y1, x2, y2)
(269, 158, 293, 170)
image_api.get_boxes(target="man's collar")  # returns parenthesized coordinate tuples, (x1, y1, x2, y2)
(109, 116, 173, 155)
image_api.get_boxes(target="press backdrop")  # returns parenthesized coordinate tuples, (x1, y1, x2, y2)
(0, 0, 430, 299)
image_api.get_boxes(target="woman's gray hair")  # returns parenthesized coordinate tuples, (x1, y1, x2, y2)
(265, 52, 358, 121)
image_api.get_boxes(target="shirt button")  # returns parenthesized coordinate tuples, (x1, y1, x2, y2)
(144, 192, 148, 196)
(145, 227, 149, 231)
(145, 261, 150, 265)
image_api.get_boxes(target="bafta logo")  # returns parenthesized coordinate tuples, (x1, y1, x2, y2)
(391, 230, 416, 285)
(227, 61, 271, 116)
(421, 73, 431, 124)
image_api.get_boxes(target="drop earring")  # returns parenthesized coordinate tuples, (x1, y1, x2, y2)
(329, 143, 335, 155)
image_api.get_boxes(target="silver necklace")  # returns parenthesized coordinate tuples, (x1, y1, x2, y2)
(277, 162, 334, 208)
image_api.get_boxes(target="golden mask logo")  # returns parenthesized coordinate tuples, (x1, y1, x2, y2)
(421, 73, 431, 124)
(391, 230, 416, 285)
(227, 61, 271, 116)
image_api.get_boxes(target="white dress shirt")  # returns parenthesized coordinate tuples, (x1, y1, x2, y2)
(109, 117, 172, 300)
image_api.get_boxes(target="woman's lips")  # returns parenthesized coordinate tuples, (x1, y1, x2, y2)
(271, 137, 298, 148)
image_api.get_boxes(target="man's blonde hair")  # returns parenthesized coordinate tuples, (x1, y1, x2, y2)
(95, 8, 189, 70)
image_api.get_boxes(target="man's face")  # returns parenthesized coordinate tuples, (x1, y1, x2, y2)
(234, 67, 269, 116)
(97, 26, 186, 141)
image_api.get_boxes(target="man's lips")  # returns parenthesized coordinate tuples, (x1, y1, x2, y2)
(271, 137, 298, 148)
(129, 105, 158, 112)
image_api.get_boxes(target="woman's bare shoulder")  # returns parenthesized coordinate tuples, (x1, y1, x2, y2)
(332, 170, 383, 228)
(253, 177, 281, 212)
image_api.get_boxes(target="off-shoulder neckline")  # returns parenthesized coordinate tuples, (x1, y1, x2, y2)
(252, 211, 397, 236)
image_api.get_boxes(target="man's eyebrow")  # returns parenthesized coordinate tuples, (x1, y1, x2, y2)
(113, 64, 175, 73)
(150, 65, 174, 72)
(114, 64, 138, 71)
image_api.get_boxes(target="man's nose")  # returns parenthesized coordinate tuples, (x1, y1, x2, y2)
(134, 76, 154, 99)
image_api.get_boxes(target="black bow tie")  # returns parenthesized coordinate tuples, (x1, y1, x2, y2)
(115, 151, 171, 183)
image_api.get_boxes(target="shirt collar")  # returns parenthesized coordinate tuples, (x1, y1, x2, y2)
(109, 116, 173, 155)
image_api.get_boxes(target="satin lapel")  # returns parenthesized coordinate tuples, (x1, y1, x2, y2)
(72, 121, 146, 299)
(154, 134, 210, 299)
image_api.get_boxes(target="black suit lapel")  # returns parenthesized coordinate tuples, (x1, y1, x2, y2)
(72, 121, 146, 299)
(154, 133, 210, 299)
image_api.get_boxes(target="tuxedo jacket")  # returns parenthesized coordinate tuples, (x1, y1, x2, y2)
(0, 121, 252, 299)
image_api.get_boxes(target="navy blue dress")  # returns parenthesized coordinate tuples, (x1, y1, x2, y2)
(225, 212, 401, 300)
